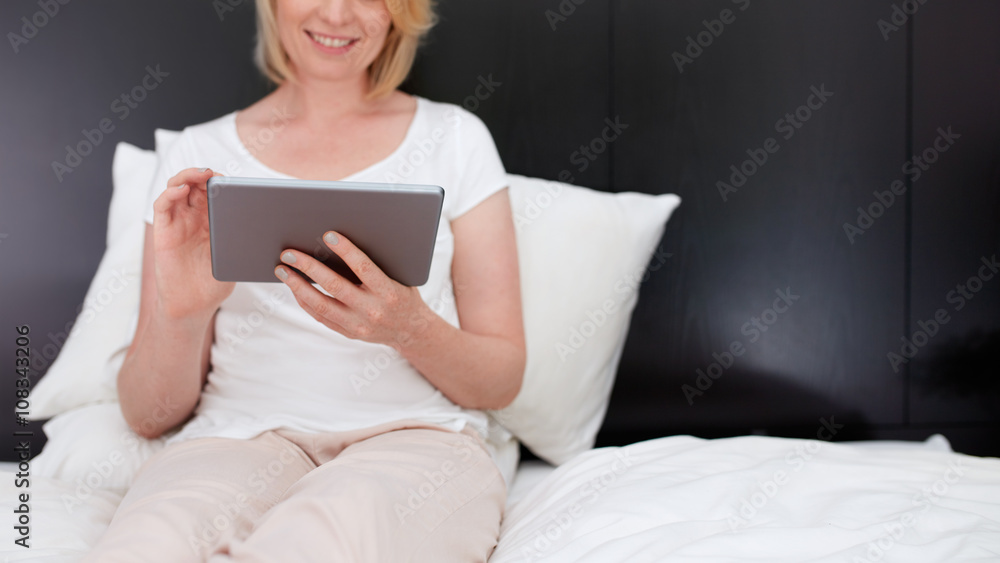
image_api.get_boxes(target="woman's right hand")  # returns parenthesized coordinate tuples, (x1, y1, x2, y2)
(151, 168, 235, 322)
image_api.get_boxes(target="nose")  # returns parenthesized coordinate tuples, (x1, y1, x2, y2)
(315, 0, 354, 27)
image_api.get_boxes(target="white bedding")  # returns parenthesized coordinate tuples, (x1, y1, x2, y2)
(0, 471, 120, 562)
(2, 436, 999, 562)
(492, 436, 1000, 562)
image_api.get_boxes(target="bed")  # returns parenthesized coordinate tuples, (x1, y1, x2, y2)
(4, 138, 999, 562)
(3, 433, 1000, 561)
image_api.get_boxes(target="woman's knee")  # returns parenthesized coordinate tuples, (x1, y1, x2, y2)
(227, 439, 505, 563)
(90, 433, 313, 561)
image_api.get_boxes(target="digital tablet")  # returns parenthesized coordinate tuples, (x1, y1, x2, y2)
(206, 176, 444, 286)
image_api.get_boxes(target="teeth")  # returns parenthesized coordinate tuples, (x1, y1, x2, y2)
(310, 32, 353, 48)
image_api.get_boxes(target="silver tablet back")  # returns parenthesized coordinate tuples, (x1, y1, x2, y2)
(207, 176, 444, 286)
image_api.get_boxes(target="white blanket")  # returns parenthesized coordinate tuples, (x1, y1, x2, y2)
(491, 436, 1000, 562)
(2, 435, 999, 562)
(0, 472, 120, 562)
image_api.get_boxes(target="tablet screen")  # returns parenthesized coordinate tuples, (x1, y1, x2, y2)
(206, 176, 444, 286)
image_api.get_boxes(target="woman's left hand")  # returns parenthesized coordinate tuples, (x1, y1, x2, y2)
(274, 231, 433, 350)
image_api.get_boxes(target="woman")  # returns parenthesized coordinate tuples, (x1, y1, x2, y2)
(85, 0, 525, 560)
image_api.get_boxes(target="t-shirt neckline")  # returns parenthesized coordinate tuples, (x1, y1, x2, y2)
(228, 95, 425, 181)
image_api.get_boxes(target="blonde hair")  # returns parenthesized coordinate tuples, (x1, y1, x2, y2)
(254, 0, 437, 100)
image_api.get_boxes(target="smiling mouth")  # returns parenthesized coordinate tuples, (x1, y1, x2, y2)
(306, 31, 359, 49)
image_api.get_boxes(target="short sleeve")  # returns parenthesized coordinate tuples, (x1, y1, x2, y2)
(142, 130, 188, 225)
(447, 108, 508, 219)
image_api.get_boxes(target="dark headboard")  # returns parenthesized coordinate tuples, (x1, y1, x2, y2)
(2, 0, 997, 459)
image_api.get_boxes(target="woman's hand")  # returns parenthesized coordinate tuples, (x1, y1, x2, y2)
(151, 168, 235, 322)
(274, 231, 432, 350)
(275, 190, 524, 410)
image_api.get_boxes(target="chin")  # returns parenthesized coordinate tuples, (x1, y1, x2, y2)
(300, 65, 367, 84)
(293, 50, 375, 83)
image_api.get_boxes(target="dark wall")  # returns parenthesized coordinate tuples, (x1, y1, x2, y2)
(1, 0, 997, 460)
(0, 0, 269, 458)
(598, 0, 999, 456)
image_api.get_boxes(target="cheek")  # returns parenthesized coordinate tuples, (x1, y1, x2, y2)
(274, 4, 303, 52)
(360, 7, 393, 41)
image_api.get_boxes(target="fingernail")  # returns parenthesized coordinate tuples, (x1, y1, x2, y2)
(324, 232, 339, 246)
(198, 167, 210, 173)
(275, 267, 288, 281)
(175, 183, 187, 190)
(281, 251, 296, 264)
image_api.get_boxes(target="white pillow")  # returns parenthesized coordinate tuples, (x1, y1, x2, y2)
(32, 403, 168, 496)
(490, 175, 680, 465)
(28, 131, 180, 420)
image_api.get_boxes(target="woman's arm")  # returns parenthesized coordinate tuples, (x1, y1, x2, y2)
(394, 188, 525, 409)
(118, 168, 234, 438)
(117, 224, 213, 438)
(275, 188, 526, 410)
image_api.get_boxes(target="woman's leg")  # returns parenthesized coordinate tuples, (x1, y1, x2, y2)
(212, 426, 506, 563)
(83, 431, 315, 563)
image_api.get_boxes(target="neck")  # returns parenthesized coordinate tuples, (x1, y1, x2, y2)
(275, 69, 380, 125)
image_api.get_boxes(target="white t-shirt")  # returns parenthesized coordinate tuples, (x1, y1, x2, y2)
(143, 96, 516, 478)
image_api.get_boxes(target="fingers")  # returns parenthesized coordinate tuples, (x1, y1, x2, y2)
(274, 234, 408, 345)
(153, 168, 216, 220)
(318, 231, 391, 290)
(167, 167, 215, 190)
(274, 264, 352, 330)
(275, 249, 359, 306)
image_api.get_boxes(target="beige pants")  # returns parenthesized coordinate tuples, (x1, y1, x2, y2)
(84, 420, 507, 562)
